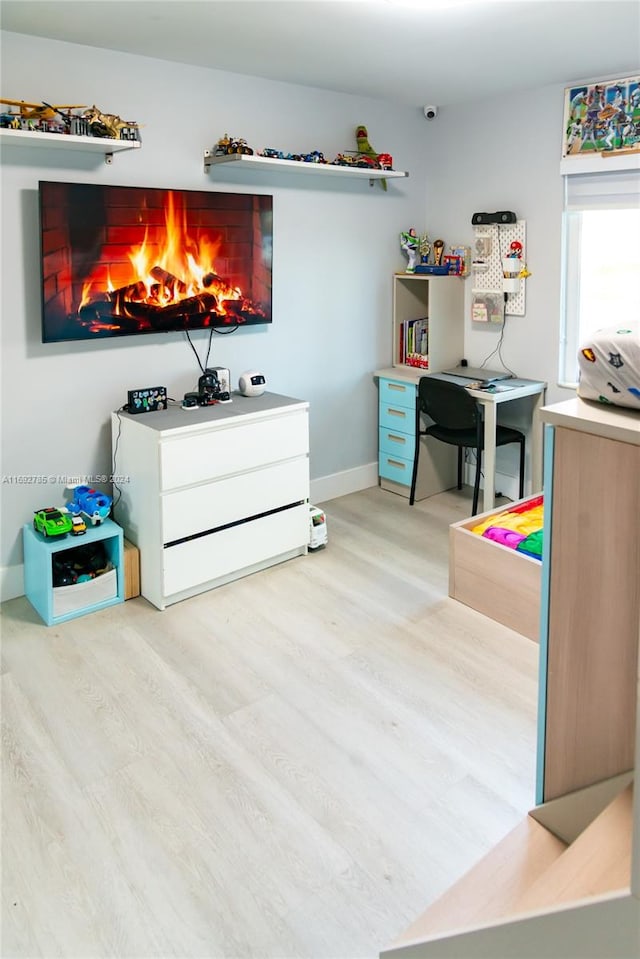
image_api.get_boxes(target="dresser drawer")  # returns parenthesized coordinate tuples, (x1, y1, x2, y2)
(379, 377, 416, 411)
(159, 410, 309, 490)
(379, 402, 415, 435)
(379, 450, 413, 487)
(379, 426, 415, 460)
(163, 504, 308, 596)
(162, 458, 309, 543)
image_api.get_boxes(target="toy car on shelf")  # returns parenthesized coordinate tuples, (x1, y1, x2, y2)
(331, 153, 356, 166)
(66, 485, 112, 526)
(301, 151, 327, 163)
(33, 507, 73, 538)
(70, 515, 87, 536)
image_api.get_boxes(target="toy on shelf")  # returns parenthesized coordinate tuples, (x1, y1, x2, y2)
(355, 124, 388, 190)
(82, 105, 140, 141)
(33, 507, 73, 538)
(0, 98, 141, 141)
(70, 515, 87, 536)
(400, 228, 420, 273)
(66, 485, 112, 526)
(215, 133, 253, 155)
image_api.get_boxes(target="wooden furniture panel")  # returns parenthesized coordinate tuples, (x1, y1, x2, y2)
(449, 497, 542, 642)
(391, 274, 463, 373)
(543, 426, 640, 800)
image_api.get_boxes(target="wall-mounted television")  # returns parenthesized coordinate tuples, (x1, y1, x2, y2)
(38, 181, 273, 343)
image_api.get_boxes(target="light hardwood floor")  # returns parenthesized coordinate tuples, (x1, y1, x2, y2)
(1, 487, 539, 959)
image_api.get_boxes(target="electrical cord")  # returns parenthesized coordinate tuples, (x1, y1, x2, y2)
(185, 328, 214, 374)
(111, 410, 125, 515)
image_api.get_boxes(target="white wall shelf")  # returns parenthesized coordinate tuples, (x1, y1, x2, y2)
(0, 128, 141, 163)
(204, 151, 408, 183)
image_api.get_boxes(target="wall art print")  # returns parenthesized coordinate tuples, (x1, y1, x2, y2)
(562, 75, 640, 160)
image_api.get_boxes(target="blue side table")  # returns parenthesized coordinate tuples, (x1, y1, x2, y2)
(23, 517, 124, 626)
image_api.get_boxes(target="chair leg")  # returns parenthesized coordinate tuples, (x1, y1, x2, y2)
(409, 430, 421, 506)
(518, 438, 525, 499)
(472, 448, 482, 515)
(457, 448, 463, 490)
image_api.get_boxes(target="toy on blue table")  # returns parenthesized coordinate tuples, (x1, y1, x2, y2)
(33, 507, 73, 538)
(66, 485, 112, 526)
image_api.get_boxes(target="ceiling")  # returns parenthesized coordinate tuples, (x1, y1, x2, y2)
(1, 0, 639, 109)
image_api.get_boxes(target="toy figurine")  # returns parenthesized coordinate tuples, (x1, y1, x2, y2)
(82, 105, 140, 140)
(355, 124, 387, 190)
(66, 485, 112, 526)
(400, 228, 420, 273)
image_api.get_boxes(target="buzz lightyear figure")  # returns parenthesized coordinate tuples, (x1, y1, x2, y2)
(400, 228, 419, 273)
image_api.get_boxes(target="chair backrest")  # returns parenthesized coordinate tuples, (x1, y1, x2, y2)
(418, 376, 480, 431)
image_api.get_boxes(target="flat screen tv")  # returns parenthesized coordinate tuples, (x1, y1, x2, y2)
(38, 181, 273, 342)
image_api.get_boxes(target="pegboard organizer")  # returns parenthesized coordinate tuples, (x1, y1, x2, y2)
(472, 219, 527, 316)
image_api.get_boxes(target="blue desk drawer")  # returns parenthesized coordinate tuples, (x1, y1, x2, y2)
(379, 450, 413, 486)
(379, 377, 415, 411)
(379, 426, 415, 460)
(379, 402, 415, 434)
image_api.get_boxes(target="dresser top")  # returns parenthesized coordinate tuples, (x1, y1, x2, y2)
(114, 391, 308, 434)
(540, 397, 640, 446)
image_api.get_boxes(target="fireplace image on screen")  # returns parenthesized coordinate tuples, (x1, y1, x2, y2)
(39, 182, 273, 342)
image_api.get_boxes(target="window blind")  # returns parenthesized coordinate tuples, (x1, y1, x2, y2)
(564, 169, 640, 210)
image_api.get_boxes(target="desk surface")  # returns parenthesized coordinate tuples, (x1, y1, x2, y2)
(375, 367, 546, 401)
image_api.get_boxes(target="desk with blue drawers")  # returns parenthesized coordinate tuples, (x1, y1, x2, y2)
(375, 367, 546, 508)
(376, 369, 459, 502)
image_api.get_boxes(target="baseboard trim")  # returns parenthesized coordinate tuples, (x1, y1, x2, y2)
(310, 463, 378, 504)
(1, 563, 25, 603)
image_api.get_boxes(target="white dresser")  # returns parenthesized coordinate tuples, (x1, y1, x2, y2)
(111, 392, 310, 610)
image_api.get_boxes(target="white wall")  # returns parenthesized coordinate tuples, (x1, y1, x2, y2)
(425, 85, 568, 392)
(422, 84, 575, 487)
(0, 30, 430, 595)
(0, 30, 604, 599)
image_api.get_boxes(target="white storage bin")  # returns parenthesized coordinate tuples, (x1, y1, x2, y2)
(52, 568, 117, 618)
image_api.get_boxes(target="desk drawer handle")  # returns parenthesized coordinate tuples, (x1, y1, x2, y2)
(386, 408, 407, 418)
(386, 458, 406, 470)
(387, 433, 406, 445)
(388, 383, 407, 393)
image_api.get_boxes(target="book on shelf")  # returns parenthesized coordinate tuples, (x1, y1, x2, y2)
(399, 317, 429, 367)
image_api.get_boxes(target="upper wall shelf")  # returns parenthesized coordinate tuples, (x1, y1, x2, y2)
(203, 151, 409, 183)
(0, 128, 141, 164)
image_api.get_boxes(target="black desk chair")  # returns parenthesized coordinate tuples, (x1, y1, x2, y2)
(409, 377, 525, 515)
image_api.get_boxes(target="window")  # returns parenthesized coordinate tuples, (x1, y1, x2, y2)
(559, 169, 640, 386)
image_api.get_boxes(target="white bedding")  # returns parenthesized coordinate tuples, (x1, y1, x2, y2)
(577, 321, 640, 410)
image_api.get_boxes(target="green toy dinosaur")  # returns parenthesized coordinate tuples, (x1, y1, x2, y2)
(356, 124, 387, 191)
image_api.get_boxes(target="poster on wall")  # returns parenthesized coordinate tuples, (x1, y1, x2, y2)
(562, 75, 640, 162)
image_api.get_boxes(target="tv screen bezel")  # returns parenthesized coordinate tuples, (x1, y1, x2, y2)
(38, 180, 273, 344)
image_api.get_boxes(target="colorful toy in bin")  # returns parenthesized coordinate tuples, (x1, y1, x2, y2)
(66, 485, 112, 526)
